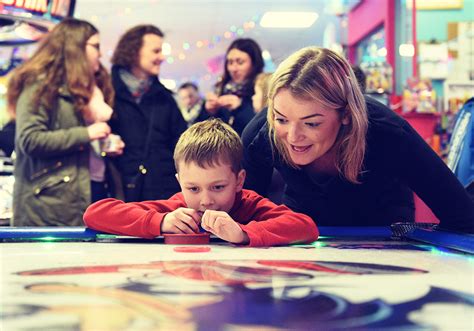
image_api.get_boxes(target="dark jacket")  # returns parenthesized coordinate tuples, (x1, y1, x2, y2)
(242, 97, 474, 233)
(212, 96, 255, 136)
(0, 120, 15, 156)
(111, 66, 187, 201)
(13, 85, 92, 226)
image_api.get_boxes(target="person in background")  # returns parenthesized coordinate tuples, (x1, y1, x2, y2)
(205, 38, 264, 135)
(351, 65, 367, 93)
(252, 72, 272, 113)
(0, 73, 16, 158)
(7, 18, 123, 226)
(251, 71, 285, 204)
(110, 25, 187, 201)
(84, 119, 319, 246)
(0, 109, 15, 157)
(242, 47, 474, 233)
(177, 82, 208, 127)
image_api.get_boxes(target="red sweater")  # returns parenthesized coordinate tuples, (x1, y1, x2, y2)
(83, 189, 319, 247)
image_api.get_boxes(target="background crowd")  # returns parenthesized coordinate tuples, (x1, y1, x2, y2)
(1, 18, 472, 234)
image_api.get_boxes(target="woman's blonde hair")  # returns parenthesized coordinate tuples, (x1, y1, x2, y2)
(267, 47, 368, 183)
(174, 118, 243, 174)
(7, 18, 113, 115)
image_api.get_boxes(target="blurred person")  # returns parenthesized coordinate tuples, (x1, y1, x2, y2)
(7, 18, 123, 226)
(177, 82, 208, 127)
(0, 107, 15, 157)
(110, 25, 187, 201)
(352, 65, 367, 93)
(252, 72, 285, 204)
(252, 72, 272, 113)
(205, 38, 264, 135)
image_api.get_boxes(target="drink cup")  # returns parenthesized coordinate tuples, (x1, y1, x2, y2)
(100, 134, 122, 153)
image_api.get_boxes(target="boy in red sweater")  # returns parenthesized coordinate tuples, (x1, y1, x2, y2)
(83, 119, 319, 246)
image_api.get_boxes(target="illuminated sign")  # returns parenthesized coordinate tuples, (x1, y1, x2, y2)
(0, 0, 75, 45)
(0, 0, 75, 24)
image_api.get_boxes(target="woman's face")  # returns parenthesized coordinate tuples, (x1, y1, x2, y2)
(273, 88, 348, 166)
(226, 48, 252, 84)
(135, 33, 165, 78)
(86, 33, 101, 73)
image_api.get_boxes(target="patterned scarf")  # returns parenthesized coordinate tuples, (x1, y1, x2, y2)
(119, 68, 152, 103)
(179, 100, 204, 127)
(221, 80, 253, 97)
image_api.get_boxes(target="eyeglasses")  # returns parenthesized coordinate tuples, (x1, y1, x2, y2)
(86, 43, 100, 52)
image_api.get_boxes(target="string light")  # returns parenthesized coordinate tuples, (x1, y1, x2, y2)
(97, 9, 261, 88)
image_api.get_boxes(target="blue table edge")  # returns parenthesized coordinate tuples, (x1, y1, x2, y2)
(0, 226, 472, 255)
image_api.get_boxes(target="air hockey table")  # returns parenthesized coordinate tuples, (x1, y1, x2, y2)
(1, 225, 473, 330)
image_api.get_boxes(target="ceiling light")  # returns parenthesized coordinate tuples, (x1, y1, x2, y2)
(160, 78, 176, 90)
(260, 12, 318, 28)
(399, 44, 415, 57)
(162, 42, 171, 55)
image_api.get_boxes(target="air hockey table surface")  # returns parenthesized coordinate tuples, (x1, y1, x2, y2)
(1, 226, 473, 331)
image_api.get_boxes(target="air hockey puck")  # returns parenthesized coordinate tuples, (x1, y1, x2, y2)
(173, 246, 211, 253)
(164, 233, 210, 245)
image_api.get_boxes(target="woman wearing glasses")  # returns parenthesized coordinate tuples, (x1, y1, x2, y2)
(7, 18, 124, 226)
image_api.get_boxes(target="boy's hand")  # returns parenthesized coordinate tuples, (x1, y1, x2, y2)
(201, 210, 249, 244)
(161, 208, 201, 234)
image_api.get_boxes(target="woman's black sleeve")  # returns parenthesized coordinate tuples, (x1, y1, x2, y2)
(241, 108, 274, 195)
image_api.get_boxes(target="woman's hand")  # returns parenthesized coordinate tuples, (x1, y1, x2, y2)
(161, 207, 201, 234)
(217, 95, 242, 111)
(101, 134, 125, 157)
(87, 122, 111, 141)
(201, 210, 249, 244)
(205, 92, 220, 114)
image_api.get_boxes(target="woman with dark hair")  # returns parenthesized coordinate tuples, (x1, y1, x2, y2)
(243, 47, 474, 233)
(8, 18, 123, 226)
(205, 38, 264, 135)
(110, 25, 187, 202)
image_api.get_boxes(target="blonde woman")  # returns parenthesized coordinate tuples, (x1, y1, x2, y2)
(242, 47, 474, 233)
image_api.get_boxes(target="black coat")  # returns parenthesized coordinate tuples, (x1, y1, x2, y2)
(0, 120, 15, 157)
(111, 66, 187, 201)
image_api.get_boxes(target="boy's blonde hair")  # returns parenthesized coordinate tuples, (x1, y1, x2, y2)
(174, 118, 243, 174)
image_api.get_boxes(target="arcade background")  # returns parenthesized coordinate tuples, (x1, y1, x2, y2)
(0, 0, 473, 223)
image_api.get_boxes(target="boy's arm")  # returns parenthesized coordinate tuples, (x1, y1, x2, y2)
(83, 195, 186, 239)
(236, 192, 319, 247)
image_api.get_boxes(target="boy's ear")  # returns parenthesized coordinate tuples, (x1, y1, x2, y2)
(175, 173, 180, 183)
(236, 169, 246, 192)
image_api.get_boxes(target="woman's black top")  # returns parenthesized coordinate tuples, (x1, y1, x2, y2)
(242, 97, 474, 233)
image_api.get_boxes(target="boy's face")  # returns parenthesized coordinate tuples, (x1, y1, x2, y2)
(176, 161, 245, 215)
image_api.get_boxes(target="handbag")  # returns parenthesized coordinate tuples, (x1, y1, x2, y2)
(123, 111, 155, 202)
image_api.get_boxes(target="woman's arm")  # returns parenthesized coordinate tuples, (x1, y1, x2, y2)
(15, 86, 91, 157)
(235, 191, 319, 247)
(83, 195, 187, 238)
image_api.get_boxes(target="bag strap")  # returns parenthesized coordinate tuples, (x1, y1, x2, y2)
(138, 109, 155, 174)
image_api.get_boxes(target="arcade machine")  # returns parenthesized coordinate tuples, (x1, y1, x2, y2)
(0, 0, 76, 225)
